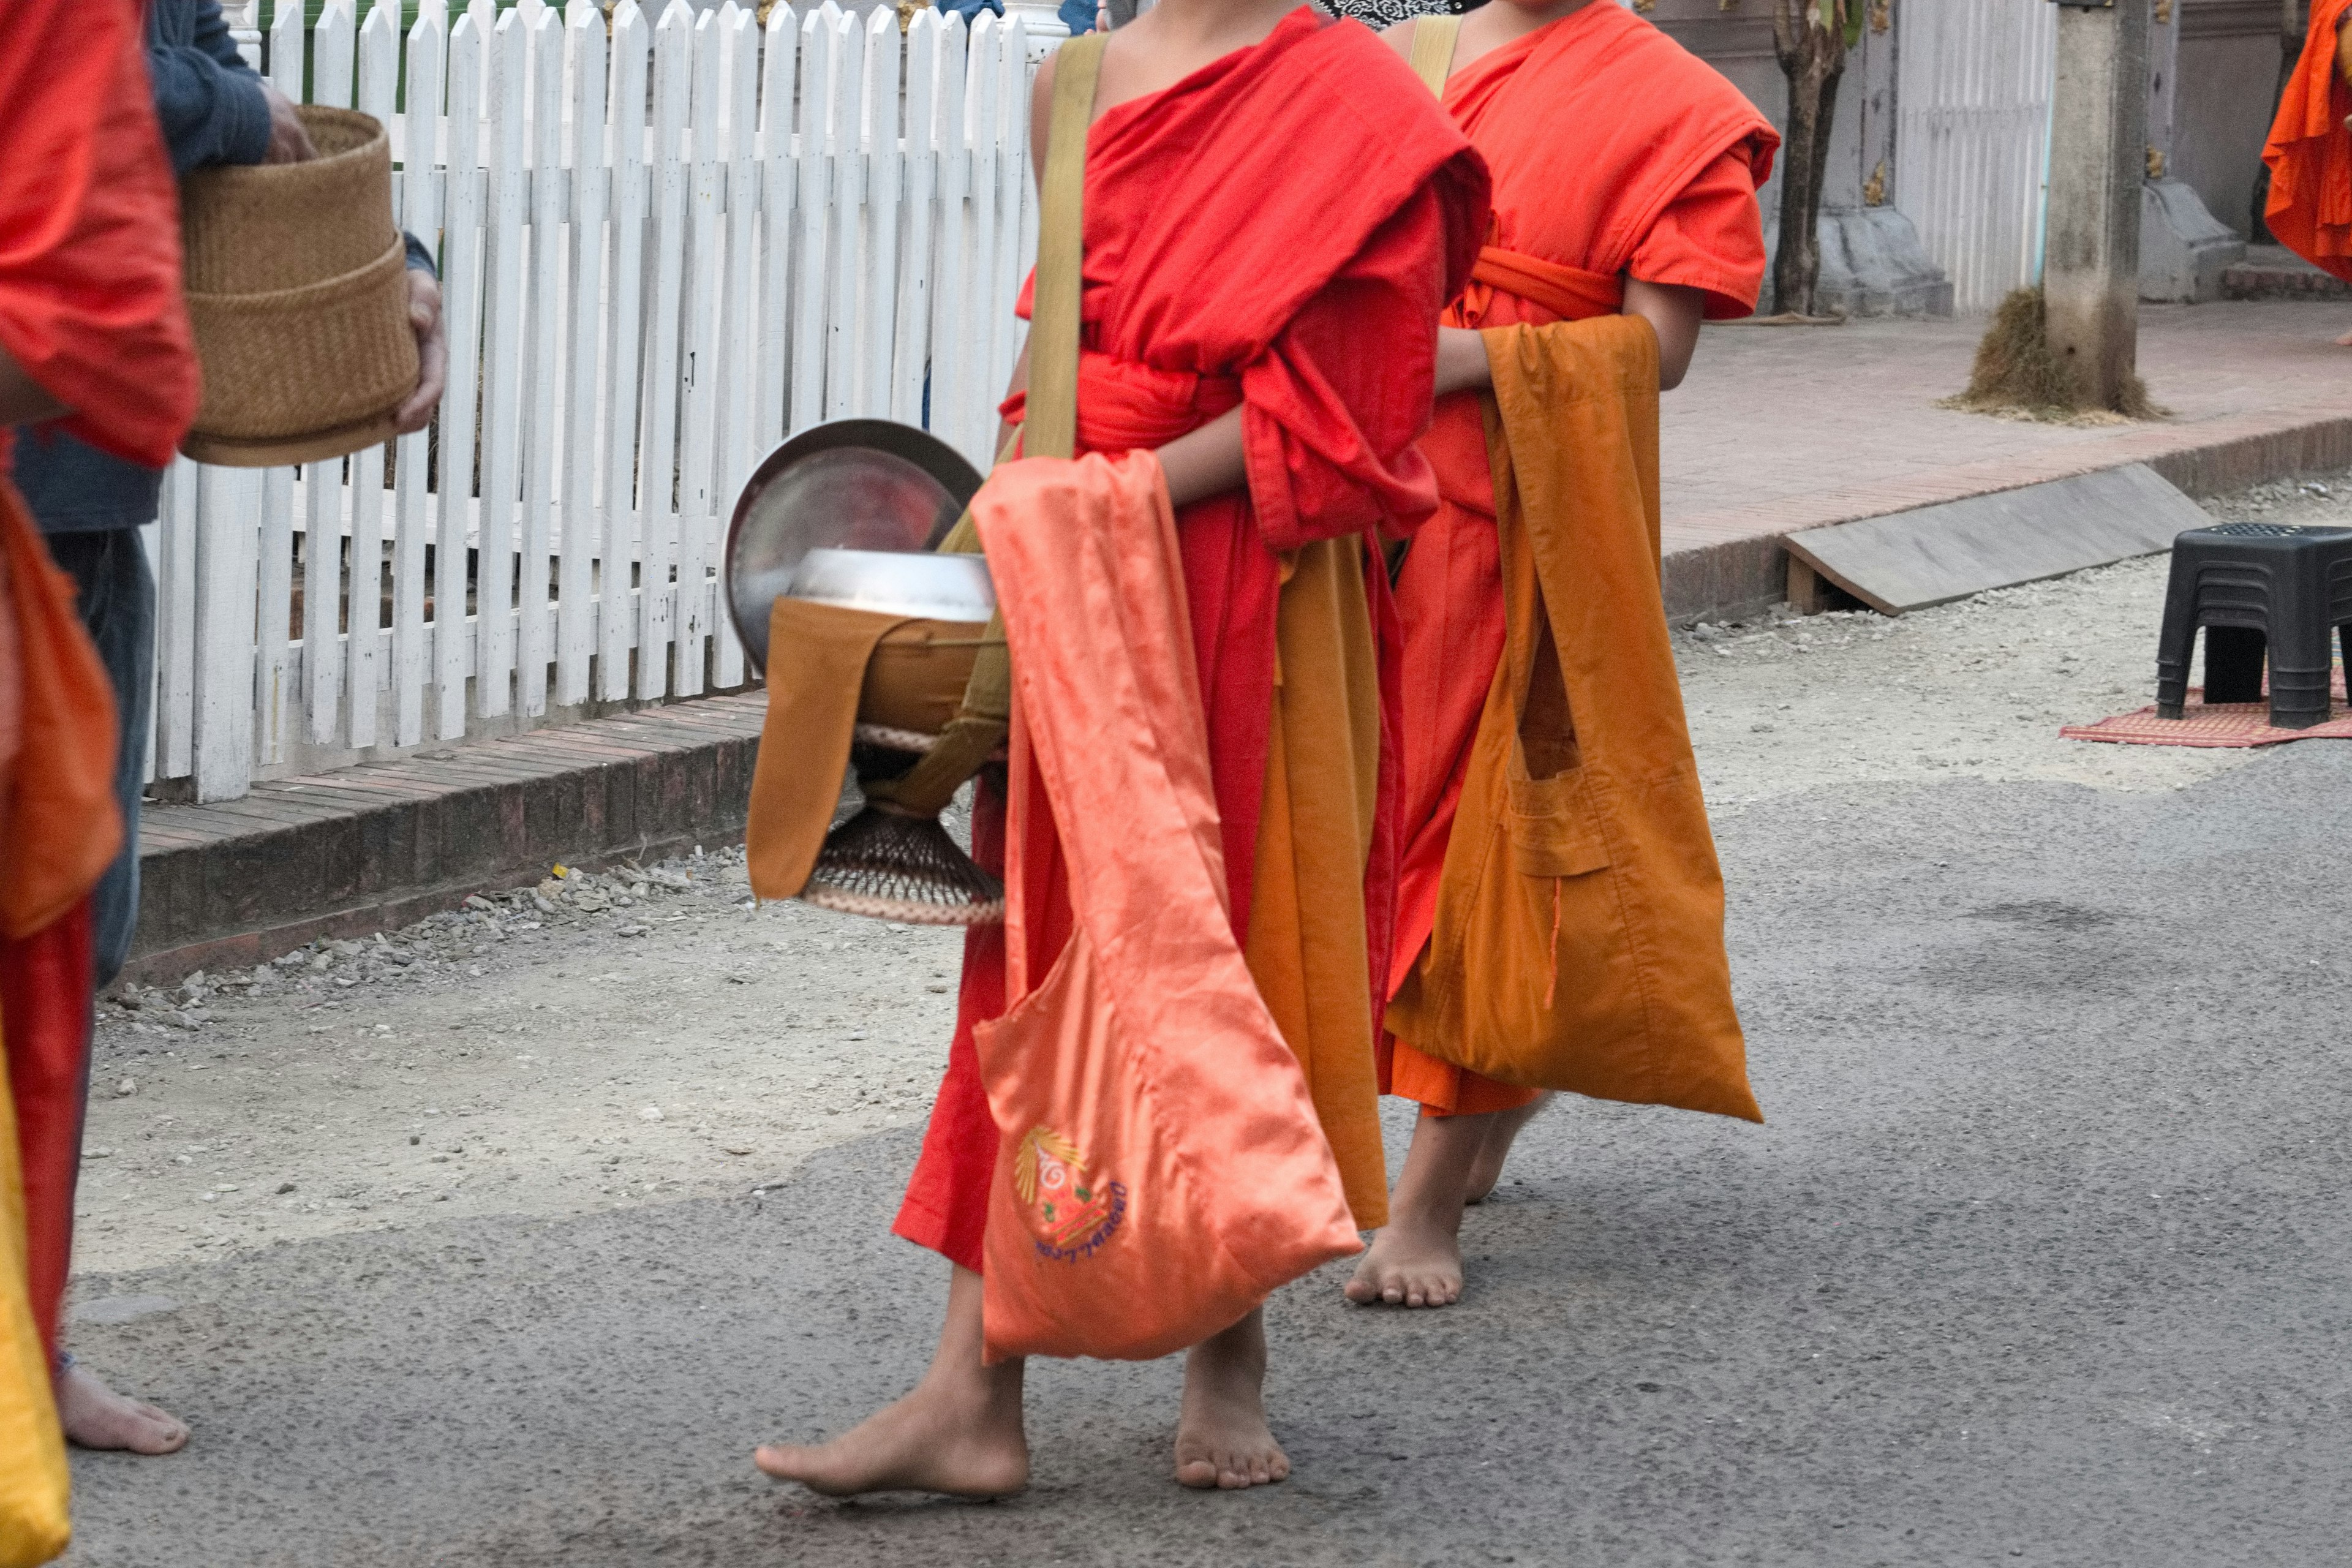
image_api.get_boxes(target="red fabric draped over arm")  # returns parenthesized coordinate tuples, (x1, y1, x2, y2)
(0, 0, 200, 470)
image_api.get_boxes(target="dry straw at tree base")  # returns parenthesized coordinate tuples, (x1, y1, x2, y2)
(1940, 287, 2160, 426)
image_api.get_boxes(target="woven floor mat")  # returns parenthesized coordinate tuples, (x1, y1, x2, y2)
(2064, 677, 2352, 749)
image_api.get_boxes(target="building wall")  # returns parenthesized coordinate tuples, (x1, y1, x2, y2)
(2176, 0, 2293, 238)
(1627, 1, 1895, 236)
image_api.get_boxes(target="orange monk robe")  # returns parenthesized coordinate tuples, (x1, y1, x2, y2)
(2264, 0, 2352, 283)
(1384, 1, 1775, 1116)
(0, 0, 199, 1369)
(891, 8, 1487, 1270)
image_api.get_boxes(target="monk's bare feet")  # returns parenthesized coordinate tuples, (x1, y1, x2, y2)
(56, 1360, 187, 1454)
(754, 1377, 1027, 1498)
(1344, 1107, 1487, 1307)
(1343, 1212, 1464, 1307)
(1174, 1308, 1288, 1490)
(1464, 1091, 1555, 1205)
(755, 1264, 1028, 1498)
(2335, 328, 2352, 347)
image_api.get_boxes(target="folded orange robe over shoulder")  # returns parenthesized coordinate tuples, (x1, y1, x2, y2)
(2264, 0, 2352, 282)
(1385, 317, 1757, 1124)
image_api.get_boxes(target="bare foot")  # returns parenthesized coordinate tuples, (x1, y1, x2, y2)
(754, 1377, 1028, 1498)
(56, 1361, 187, 1455)
(755, 1264, 1028, 1498)
(1174, 1309, 1288, 1490)
(2335, 328, 2352, 347)
(1343, 1107, 1487, 1307)
(1343, 1212, 1464, 1307)
(1464, 1092, 1555, 1205)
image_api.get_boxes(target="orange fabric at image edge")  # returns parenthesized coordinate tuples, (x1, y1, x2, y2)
(2264, 0, 2352, 282)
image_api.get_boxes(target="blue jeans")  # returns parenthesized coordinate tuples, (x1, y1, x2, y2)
(43, 527, 154, 991)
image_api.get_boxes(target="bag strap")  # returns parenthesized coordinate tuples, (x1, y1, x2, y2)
(1024, 29, 1104, 461)
(1407, 13, 1459, 96)
(865, 34, 1105, 821)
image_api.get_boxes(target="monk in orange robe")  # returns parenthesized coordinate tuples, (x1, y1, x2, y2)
(1345, 0, 1774, 1308)
(752, 0, 1484, 1498)
(2263, 0, 2352, 340)
(1, 0, 200, 1494)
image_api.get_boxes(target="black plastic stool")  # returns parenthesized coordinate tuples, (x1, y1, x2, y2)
(2156, 521, 2352, 729)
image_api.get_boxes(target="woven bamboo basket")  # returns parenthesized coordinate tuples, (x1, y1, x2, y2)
(180, 105, 417, 467)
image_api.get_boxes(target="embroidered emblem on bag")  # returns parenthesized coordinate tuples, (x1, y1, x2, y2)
(1013, 1126, 1128, 1261)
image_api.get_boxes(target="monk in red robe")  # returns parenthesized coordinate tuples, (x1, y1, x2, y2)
(1, 0, 200, 1480)
(2263, 0, 2352, 340)
(753, 0, 1483, 1496)
(1344, 0, 1774, 1308)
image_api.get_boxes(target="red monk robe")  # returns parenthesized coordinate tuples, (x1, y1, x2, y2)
(0, 0, 200, 1368)
(1382, 1, 1774, 1116)
(2263, 0, 2352, 284)
(893, 7, 1487, 1271)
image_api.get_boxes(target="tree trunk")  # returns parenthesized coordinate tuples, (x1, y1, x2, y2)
(1772, 12, 1847, 317)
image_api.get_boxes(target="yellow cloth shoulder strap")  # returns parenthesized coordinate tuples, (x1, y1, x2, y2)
(1408, 13, 1459, 97)
(1025, 30, 1106, 461)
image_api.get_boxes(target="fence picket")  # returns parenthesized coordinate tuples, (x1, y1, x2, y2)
(990, 20, 1026, 404)
(517, 6, 567, 716)
(892, 9, 939, 429)
(600, 2, 652, 702)
(958, 16, 1001, 469)
(557, 0, 608, 708)
(790, 6, 837, 437)
(344, 1, 401, 753)
(823, 8, 864, 423)
(672, 6, 726, 698)
(437, 10, 489, 738)
(475, 9, 531, 719)
(392, 4, 445, 747)
(635, 0, 695, 699)
(158, 461, 198, 780)
(858, 8, 901, 420)
(929, 13, 971, 461)
(711, 1, 760, 688)
(192, 466, 258, 801)
(756, 4, 799, 467)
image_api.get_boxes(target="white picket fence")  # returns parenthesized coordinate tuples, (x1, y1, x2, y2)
(155, 0, 1039, 801)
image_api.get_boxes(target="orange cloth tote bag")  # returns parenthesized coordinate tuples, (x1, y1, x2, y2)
(969, 450, 1362, 1363)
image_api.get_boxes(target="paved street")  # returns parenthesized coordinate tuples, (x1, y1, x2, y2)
(57, 548, 2352, 1567)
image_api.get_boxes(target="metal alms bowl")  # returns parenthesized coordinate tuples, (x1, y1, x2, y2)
(724, 419, 987, 674)
(789, 548, 996, 622)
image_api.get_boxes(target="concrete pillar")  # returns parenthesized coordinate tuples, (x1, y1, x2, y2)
(2045, 0, 2151, 409)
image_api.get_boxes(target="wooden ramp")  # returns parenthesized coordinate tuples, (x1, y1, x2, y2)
(1782, 462, 2207, 616)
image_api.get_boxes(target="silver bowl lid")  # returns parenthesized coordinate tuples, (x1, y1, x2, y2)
(724, 419, 986, 674)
